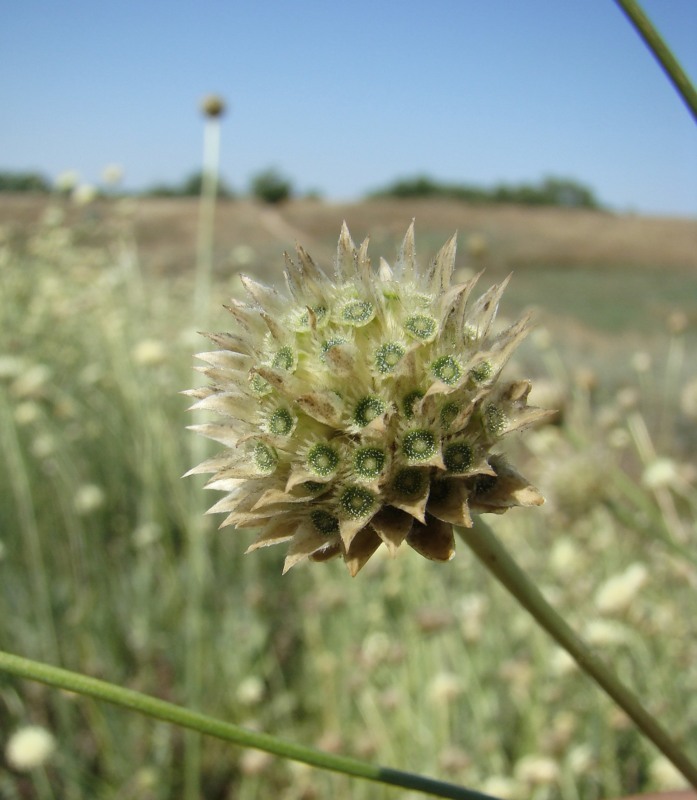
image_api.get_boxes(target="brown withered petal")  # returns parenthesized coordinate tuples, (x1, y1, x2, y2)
(282, 524, 338, 574)
(426, 480, 473, 528)
(503, 406, 558, 435)
(369, 507, 414, 554)
(339, 514, 378, 550)
(468, 457, 545, 513)
(388, 478, 430, 524)
(344, 527, 383, 576)
(407, 515, 456, 562)
(246, 517, 300, 553)
(295, 392, 344, 426)
(309, 542, 343, 563)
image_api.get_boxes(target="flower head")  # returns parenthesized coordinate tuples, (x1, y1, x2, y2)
(187, 224, 548, 575)
(5, 726, 56, 771)
(200, 94, 226, 118)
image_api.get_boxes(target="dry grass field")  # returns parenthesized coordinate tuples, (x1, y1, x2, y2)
(2, 190, 696, 445)
(3, 191, 696, 377)
(2, 193, 695, 274)
(1, 191, 696, 800)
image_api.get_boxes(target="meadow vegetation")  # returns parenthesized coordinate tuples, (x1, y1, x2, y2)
(0, 193, 696, 799)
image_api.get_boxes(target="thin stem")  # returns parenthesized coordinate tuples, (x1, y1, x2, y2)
(0, 649, 498, 800)
(614, 0, 697, 123)
(185, 113, 222, 800)
(456, 519, 697, 790)
(0, 395, 59, 664)
(193, 116, 221, 322)
(182, 513, 207, 800)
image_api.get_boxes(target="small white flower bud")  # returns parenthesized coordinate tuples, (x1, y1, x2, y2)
(642, 458, 680, 490)
(73, 484, 106, 515)
(595, 563, 648, 614)
(5, 726, 56, 771)
(514, 754, 560, 786)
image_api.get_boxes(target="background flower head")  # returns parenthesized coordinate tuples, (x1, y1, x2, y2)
(5, 726, 56, 772)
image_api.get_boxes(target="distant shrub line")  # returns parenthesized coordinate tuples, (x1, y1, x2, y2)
(367, 174, 602, 209)
(0, 168, 601, 209)
(0, 171, 52, 193)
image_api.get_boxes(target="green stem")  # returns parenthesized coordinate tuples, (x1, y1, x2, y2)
(614, 0, 697, 123)
(456, 519, 697, 790)
(0, 649, 498, 800)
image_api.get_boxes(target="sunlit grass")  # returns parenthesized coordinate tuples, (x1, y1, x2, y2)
(0, 198, 695, 799)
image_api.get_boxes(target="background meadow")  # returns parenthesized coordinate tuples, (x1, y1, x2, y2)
(0, 189, 696, 799)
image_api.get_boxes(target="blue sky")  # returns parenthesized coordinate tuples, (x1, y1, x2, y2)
(2, 0, 696, 216)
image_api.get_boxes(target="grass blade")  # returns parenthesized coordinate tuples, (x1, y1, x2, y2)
(0, 649, 499, 800)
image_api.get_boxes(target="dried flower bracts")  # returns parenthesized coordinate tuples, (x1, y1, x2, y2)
(187, 224, 550, 575)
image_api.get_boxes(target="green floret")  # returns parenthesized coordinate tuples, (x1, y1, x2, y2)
(321, 337, 348, 362)
(268, 408, 294, 436)
(310, 509, 340, 535)
(402, 389, 425, 420)
(402, 429, 437, 461)
(354, 395, 386, 427)
(431, 355, 462, 385)
(470, 361, 492, 382)
(404, 314, 437, 341)
(440, 402, 460, 429)
(306, 443, 340, 477)
(250, 373, 272, 396)
(375, 342, 405, 374)
(272, 346, 294, 371)
(253, 441, 278, 474)
(353, 447, 385, 480)
(342, 300, 374, 326)
(298, 305, 328, 330)
(339, 486, 377, 519)
(443, 441, 473, 473)
(484, 404, 507, 435)
(393, 468, 428, 497)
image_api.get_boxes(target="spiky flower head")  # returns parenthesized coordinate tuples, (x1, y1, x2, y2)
(187, 224, 550, 575)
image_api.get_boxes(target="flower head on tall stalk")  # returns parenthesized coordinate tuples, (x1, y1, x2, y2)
(187, 224, 551, 575)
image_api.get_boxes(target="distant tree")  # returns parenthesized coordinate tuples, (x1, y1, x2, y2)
(368, 175, 488, 203)
(143, 183, 181, 198)
(492, 183, 543, 205)
(0, 171, 50, 193)
(249, 168, 293, 204)
(370, 175, 442, 198)
(179, 170, 234, 198)
(143, 170, 234, 198)
(538, 177, 600, 209)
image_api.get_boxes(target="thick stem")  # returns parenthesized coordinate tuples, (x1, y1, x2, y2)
(0, 649, 498, 800)
(614, 0, 697, 123)
(456, 519, 697, 789)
